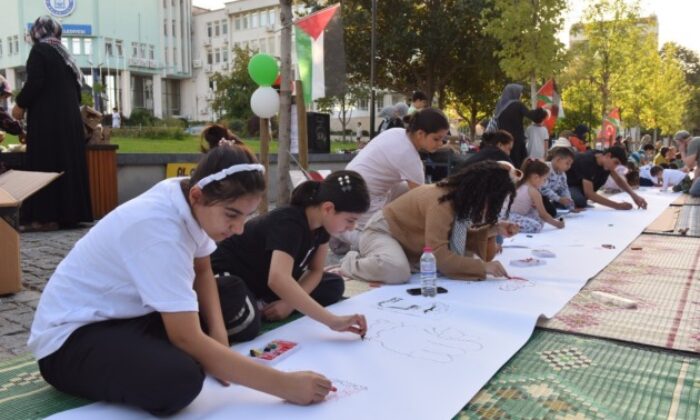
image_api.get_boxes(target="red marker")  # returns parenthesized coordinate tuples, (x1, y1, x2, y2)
(331, 387, 337, 392)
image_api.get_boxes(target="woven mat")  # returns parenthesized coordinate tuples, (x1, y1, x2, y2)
(458, 330, 700, 419)
(0, 354, 90, 419)
(539, 235, 700, 352)
(671, 194, 700, 206)
(645, 205, 700, 237)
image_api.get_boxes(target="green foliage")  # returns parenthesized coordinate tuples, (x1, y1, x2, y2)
(80, 91, 94, 107)
(112, 127, 185, 140)
(483, 0, 568, 106)
(126, 108, 158, 126)
(210, 47, 257, 122)
(663, 43, 700, 133)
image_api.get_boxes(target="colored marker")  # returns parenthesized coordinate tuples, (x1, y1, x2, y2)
(331, 387, 337, 392)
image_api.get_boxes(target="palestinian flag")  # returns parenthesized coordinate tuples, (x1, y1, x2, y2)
(295, 4, 346, 104)
(598, 108, 621, 147)
(535, 79, 564, 135)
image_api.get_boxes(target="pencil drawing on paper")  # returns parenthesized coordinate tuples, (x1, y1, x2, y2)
(325, 379, 368, 402)
(376, 297, 450, 319)
(365, 319, 483, 363)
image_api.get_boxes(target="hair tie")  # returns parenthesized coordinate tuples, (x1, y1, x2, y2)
(195, 163, 265, 189)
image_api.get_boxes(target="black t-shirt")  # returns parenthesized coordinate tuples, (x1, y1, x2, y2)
(567, 151, 609, 191)
(211, 205, 330, 301)
(456, 146, 511, 171)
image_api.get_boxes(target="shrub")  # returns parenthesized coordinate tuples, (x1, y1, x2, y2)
(112, 126, 186, 140)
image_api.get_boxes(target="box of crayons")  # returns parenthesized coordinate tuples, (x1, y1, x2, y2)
(249, 340, 299, 364)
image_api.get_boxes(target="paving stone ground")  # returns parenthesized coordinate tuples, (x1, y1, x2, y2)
(0, 225, 352, 362)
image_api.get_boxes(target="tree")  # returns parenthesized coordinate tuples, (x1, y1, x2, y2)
(209, 47, 256, 122)
(663, 42, 700, 133)
(307, 0, 488, 105)
(483, 0, 568, 107)
(315, 85, 369, 141)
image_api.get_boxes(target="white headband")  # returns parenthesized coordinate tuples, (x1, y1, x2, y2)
(195, 163, 265, 189)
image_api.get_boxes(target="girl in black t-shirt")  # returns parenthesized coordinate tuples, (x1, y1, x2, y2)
(212, 171, 371, 343)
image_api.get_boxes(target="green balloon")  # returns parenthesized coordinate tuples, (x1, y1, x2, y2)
(248, 54, 279, 86)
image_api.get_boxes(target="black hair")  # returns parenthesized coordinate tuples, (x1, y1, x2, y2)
(605, 147, 627, 164)
(405, 108, 449, 135)
(548, 146, 575, 161)
(518, 159, 550, 188)
(201, 124, 244, 153)
(290, 170, 370, 214)
(626, 169, 640, 187)
(481, 129, 514, 148)
(437, 161, 515, 225)
(531, 108, 548, 124)
(184, 145, 265, 205)
(642, 144, 655, 151)
(659, 146, 670, 156)
(650, 165, 663, 177)
(412, 91, 427, 102)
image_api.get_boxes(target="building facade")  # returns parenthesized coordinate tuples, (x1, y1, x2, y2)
(0, 0, 397, 129)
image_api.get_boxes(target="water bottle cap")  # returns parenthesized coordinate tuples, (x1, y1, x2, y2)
(423, 246, 433, 252)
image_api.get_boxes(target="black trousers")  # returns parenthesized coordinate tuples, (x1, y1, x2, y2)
(216, 272, 345, 343)
(540, 192, 558, 218)
(38, 313, 205, 417)
(639, 177, 655, 187)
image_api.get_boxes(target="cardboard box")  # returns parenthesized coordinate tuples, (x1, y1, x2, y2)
(0, 170, 61, 295)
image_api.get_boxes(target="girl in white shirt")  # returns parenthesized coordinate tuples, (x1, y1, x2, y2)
(29, 146, 342, 415)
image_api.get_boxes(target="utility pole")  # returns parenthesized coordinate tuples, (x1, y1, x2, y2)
(277, 0, 293, 205)
(369, 0, 377, 138)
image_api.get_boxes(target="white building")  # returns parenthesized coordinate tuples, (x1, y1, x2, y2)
(0, 0, 399, 129)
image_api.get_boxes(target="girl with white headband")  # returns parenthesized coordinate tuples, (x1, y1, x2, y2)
(211, 170, 370, 342)
(28, 146, 335, 415)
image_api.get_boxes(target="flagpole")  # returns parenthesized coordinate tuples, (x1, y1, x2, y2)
(369, 0, 377, 139)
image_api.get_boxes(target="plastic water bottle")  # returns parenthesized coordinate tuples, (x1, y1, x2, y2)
(420, 246, 437, 297)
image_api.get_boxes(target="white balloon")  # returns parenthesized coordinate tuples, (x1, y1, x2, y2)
(250, 86, 279, 118)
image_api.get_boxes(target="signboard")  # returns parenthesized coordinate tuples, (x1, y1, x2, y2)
(165, 163, 197, 178)
(45, 0, 77, 18)
(26, 23, 91, 35)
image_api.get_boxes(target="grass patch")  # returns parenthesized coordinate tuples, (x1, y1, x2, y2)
(2, 134, 360, 154)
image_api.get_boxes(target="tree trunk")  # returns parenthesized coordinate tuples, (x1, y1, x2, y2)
(530, 72, 537, 109)
(277, 0, 293, 205)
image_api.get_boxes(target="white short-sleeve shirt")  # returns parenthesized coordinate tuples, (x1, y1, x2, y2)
(346, 128, 424, 226)
(28, 178, 217, 360)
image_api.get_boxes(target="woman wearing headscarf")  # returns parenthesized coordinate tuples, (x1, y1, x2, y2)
(12, 15, 92, 231)
(490, 84, 543, 169)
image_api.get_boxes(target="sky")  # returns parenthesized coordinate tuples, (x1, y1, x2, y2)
(193, 0, 700, 54)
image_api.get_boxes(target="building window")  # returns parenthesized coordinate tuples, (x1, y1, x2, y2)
(242, 14, 248, 30)
(234, 17, 241, 31)
(207, 22, 212, 38)
(116, 40, 123, 57)
(259, 38, 266, 53)
(215, 48, 220, 64)
(207, 51, 212, 65)
(251, 13, 259, 29)
(72, 38, 81, 55)
(261, 10, 268, 27)
(269, 10, 276, 25)
(163, 0, 166, 8)
(7, 37, 12, 55)
(164, 19, 168, 36)
(173, 47, 178, 66)
(132, 42, 138, 58)
(172, 20, 176, 37)
(13, 36, 18, 54)
(0, 40, 3, 57)
(222, 49, 228, 62)
(268, 37, 275, 55)
(61, 38, 69, 50)
(222, 20, 228, 35)
(105, 39, 113, 56)
(214, 21, 220, 37)
(149, 45, 155, 60)
(165, 47, 169, 66)
(83, 38, 92, 55)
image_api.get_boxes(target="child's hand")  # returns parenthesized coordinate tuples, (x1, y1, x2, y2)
(553, 219, 565, 229)
(497, 221, 520, 237)
(485, 261, 508, 278)
(262, 300, 294, 321)
(615, 201, 633, 210)
(281, 371, 333, 405)
(328, 313, 367, 337)
(11, 105, 24, 120)
(632, 195, 648, 209)
(559, 197, 573, 207)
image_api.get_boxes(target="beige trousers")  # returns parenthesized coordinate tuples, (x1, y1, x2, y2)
(340, 211, 411, 284)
